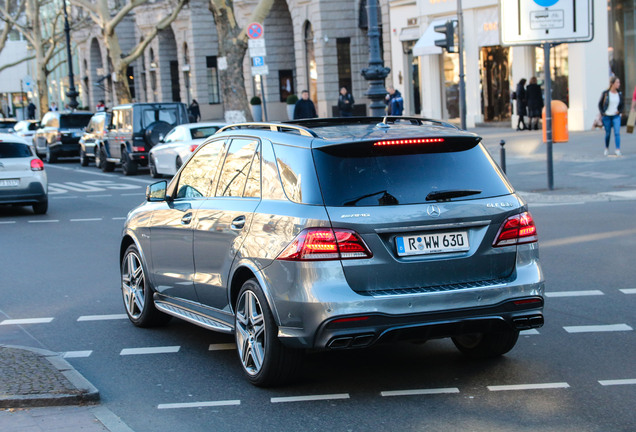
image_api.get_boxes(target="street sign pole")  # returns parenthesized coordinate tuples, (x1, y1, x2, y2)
(260, 75, 268, 121)
(457, 0, 466, 130)
(544, 43, 554, 190)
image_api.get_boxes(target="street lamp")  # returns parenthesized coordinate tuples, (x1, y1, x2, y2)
(361, 0, 390, 117)
(62, 0, 79, 110)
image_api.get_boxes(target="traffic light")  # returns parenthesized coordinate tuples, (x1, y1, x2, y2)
(434, 20, 457, 53)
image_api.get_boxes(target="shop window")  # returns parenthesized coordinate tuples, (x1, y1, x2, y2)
(337, 38, 352, 92)
(207, 56, 221, 104)
(127, 66, 135, 100)
(279, 70, 294, 102)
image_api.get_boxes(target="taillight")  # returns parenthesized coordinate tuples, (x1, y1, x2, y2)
(132, 146, 145, 152)
(493, 212, 538, 247)
(374, 138, 444, 146)
(30, 158, 44, 171)
(277, 228, 373, 261)
(56, 132, 62, 142)
(189, 144, 198, 153)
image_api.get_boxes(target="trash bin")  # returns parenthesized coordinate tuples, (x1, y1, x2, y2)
(542, 100, 568, 143)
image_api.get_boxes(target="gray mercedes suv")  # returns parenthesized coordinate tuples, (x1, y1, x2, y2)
(120, 117, 544, 386)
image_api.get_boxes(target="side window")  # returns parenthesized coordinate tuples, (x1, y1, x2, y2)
(261, 140, 287, 200)
(122, 110, 133, 132)
(273, 144, 322, 204)
(175, 139, 227, 199)
(111, 111, 121, 130)
(215, 138, 258, 197)
(243, 144, 261, 198)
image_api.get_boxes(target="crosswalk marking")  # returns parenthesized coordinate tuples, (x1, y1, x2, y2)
(619, 288, 636, 294)
(564, 324, 632, 333)
(487, 382, 570, 391)
(381, 388, 459, 397)
(120, 346, 181, 355)
(545, 290, 604, 297)
(0, 317, 54, 325)
(208, 343, 236, 351)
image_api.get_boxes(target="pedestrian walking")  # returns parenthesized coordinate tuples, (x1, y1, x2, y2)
(27, 101, 36, 120)
(293, 90, 317, 120)
(385, 86, 404, 116)
(337, 87, 355, 117)
(49, 102, 58, 112)
(515, 79, 527, 130)
(598, 76, 624, 156)
(96, 100, 106, 112)
(188, 99, 201, 122)
(526, 77, 543, 130)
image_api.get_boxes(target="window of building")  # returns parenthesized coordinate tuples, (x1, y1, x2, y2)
(127, 66, 135, 100)
(304, 22, 318, 106)
(207, 56, 221, 104)
(336, 38, 352, 92)
(279, 70, 294, 102)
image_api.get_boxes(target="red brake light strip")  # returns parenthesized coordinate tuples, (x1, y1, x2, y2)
(374, 138, 445, 146)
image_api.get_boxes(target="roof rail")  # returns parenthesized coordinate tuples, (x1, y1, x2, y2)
(284, 116, 459, 130)
(217, 122, 318, 137)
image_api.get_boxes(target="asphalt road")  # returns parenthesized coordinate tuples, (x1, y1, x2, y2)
(1, 160, 634, 432)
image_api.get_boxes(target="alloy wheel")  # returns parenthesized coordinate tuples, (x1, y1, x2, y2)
(235, 290, 266, 376)
(122, 251, 145, 320)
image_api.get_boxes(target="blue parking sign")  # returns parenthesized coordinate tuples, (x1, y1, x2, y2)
(252, 56, 265, 67)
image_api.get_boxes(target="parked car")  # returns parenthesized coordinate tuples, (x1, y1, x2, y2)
(0, 119, 18, 133)
(79, 111, 111, 167)
(33, 111, 93, 162)
(0, 133, 47, 214)
(120, 117, 544, 386)
(12, 120, 40, 143)
(148, 122, 226, 177)
(100, 102, 189, 175)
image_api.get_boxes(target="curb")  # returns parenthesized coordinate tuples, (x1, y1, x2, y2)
(0, 344, 100, 408)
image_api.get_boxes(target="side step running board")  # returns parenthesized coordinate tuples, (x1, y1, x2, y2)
(154, 300, 234, 334)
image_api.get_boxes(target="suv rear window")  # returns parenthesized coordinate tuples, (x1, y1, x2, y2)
(312, 141, 513, 207)
(141, 107, 180, 128)
(0, 142, 31, 158)
(60, 115, 92, 128)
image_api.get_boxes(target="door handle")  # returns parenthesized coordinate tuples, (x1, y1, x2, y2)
(181, 213, 193, 225)
(231, 215, 246, 230)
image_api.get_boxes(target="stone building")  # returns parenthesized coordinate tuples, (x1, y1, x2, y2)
(75, 0, 392, 121)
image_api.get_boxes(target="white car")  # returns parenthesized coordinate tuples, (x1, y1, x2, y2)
(12, 120, 40, 143)
(148, 122, 226, 177)
(0, 133, 48, 214)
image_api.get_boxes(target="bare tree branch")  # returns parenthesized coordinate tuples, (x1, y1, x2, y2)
(0, 54, 35, 73)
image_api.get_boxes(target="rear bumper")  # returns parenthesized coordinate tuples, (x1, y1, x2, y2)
(51, 141, 80, 156)
(0, 182, 47, 205)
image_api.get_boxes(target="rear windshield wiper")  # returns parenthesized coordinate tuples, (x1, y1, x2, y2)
(343, 190, 399, 206)
(425, 189, 482, 202)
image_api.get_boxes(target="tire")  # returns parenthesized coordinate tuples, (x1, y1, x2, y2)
(452, 328, 520, 359)
(121, 244, 171, 327)
(45, 145, 58, 163)
(235, 279, 303, 387)
(32, 201, 48, 215)
(95, 147, 103, 170)
(149, 155, 161, 178)
(122, 150, 138, 176)
(100, 147, 114, 172)
(79, 149, 89, 166)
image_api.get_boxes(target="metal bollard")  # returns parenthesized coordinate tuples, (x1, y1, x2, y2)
(499, 140, 506, 174)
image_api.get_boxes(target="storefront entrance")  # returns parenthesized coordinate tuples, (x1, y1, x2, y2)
(480, 46, 510, 122)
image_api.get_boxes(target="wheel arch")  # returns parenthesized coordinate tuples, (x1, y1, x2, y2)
(230, 262, 281, 325)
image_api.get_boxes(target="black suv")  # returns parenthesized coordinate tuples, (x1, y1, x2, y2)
(33, 112, 93, 162)
(100, 103, 189, 175)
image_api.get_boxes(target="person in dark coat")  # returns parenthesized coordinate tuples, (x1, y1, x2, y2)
(525, 77, 543, 130)
(188, 99, 201, 122)
(385, 86, 404, 116)
(294, 90, 317, 120)
(337, 87, 355, 117)
(27, 101, 36, 120)
(515, 79, 527, 130)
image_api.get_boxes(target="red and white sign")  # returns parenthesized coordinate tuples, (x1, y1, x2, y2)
(247, 22, 264, 40)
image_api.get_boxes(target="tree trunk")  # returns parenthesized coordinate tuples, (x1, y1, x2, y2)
(113, 65, 132, 104)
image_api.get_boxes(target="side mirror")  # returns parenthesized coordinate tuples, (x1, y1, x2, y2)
(146, 180, 168, 202)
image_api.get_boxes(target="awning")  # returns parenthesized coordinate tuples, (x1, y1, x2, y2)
(412, 18, 457, 56)
(399, 27, 420, 42)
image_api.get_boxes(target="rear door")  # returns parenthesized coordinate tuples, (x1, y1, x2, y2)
(312, 138, 521, 294)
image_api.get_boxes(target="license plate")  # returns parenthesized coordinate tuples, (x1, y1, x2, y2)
(0, 179, 19, 187)
(396, 231, 469, 256)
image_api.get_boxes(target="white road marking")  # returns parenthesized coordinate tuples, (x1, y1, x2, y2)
(620, 288, 636, 294)
(158, 400, 241, 409)
(381, 388, 459, 397)
(564, 324, 633, 333)
(271, 394, 350, 403)
(77, 314, 127, 321)
(28, 220, 59, 223)
(545, 290, 604, 298)
(87, 195, 113, 198)
(70, 218, 103, 222)
(121, 193, 143, 196)
(598, 379, 636, 386)
(50, 196, 78, 199)
(208, 343, 236, 351)
(112, 217, 127, 220)
(0, 317, 54, 325)
(0, 221, 16, 224)
(487, 382, 570, 391)
(63, 350, 93, 358)
(520, 329, 540, 335)
(120, 346, 180, 355)
(540, 228, 636, 248)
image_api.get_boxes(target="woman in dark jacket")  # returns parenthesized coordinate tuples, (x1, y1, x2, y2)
(526, 77, 544, 130)
(515, 79, 528, 130)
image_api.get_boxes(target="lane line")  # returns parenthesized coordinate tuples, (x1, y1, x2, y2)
(620, 288, 636, 294)
(0, 317, 54, 325)
(488, 382, 570, 391)
(208, 343, 236, 351)
(0, 221, 16, 224)
(63, 350, 93, 358)
(598, 379, 636, 386)
(564, 324, 632, 333)
(271, 394, 350, 403)
(381, 388, 459, 397)
(158, 400, 241, 409)
(540, 228, 636, 248)
(78, 314, 128, 321)
(28, 220, 59, 223)
(545, 290, 604, 298)
(120, 346, 180, 355)
(87, 195, 113, 198)
(520, 329, 540, 335)
(112, 217, 127, 220)
(70, 218, 103, 222)
(50, 196, 79, 199)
